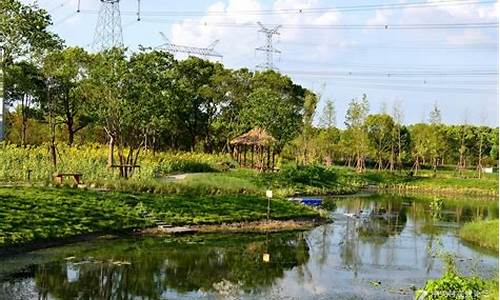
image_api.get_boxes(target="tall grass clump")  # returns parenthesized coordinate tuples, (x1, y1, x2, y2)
(459, 219, 499, 252)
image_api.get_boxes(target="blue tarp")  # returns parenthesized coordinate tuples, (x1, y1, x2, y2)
(300, 198, 322, 207)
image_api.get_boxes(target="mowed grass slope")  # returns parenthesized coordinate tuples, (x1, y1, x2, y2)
(0, 187, 320, 248)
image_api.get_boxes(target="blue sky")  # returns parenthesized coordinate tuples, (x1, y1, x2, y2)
(28, 0, 499, 126)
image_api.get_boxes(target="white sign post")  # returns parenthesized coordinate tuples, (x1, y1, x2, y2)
(266, 190, 273, 220)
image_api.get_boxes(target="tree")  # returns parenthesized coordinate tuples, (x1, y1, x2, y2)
(86, 48, 141, 177)
(239, 87, 303, 149)
(319, 99, 336, 128)
(212, 68, 253, 151)
(428, 103, 445, 173)
(4, 61, 44, 146)
(238, 70, 307, 149)
(344, 94, 369, 172)
(0, 0, 61, 62)
(42, 47, 92, 145)
(490, 128, 499, 167)
(365, 114, 395, 171)
(125, 49, 176, 153)
(429, 102, 442, 125)
(409, 123, 432, 175)
(297, 91, 318, 164)
(391, 101, 405, 170)
(168, 57, 227, 151)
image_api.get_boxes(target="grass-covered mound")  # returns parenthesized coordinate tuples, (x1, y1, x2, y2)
(459, 219, 499, 252)
(0, 187, 320, 248)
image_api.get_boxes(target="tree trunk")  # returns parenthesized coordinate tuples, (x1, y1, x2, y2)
(67, 117, 74, 146)
(107, 136, 114, 168)
(20, 95, 28, 147)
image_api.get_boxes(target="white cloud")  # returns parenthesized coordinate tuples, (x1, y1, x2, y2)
(366, 10, 392, 26)
(446, 28, 496, 45)
(428, 0, 498, 21)
(169, 0, 343, 67)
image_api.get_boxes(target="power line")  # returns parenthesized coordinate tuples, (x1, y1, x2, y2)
(79, 0, 497, 17)
(135, 19, 498, 30)
(48, 0, 73, 13)
(280, 59, 498, 69)
(284, 70, 498, 77)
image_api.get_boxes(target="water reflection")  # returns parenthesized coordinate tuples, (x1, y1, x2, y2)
(0, 233, 309, 299)
(0, 194, 498, 300)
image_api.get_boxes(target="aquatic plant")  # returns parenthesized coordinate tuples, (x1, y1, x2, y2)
(430, 198, 444, 219)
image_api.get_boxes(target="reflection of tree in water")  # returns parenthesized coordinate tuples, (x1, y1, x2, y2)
(357, 206, 408, 240)
(22, 233, 310, 299)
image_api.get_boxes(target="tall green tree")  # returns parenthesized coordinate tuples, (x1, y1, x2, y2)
(4, 61, 44, 146)
(344, 94, 369, 172)
(319, 99, 336, 128)
(365, 114, 395, 171)
(42, 47, 92, 145)
(0, 0, 61, 62)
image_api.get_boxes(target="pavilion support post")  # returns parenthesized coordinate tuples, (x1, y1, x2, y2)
(272, 150, 275, 171)
(251, 145, 254, 168)
(239, 145, 243, 165)
(244, 145, 247, 166)
(259, 146, 263, 172)
(267, 146, 271, 171)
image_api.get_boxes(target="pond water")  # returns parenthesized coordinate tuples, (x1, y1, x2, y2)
(0, 194, 498, 299)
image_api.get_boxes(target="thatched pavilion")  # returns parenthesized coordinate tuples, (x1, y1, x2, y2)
(230, 127, 277, 171)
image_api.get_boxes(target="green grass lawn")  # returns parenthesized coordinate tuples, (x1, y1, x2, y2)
(343, 167, 498, 195)
(459, 219, 499, 252)
(0, 187, 320, 248)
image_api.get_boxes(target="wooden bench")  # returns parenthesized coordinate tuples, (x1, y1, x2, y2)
(53, 173, 83, 185)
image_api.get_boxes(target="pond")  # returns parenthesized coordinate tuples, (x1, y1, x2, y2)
(0, 194, 498, 299)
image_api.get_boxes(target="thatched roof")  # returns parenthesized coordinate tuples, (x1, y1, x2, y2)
(230, 127, 276, 146)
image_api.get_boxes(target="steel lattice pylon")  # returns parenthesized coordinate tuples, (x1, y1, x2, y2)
(93, 0, 124, 52)
(255, 22, 282, 71)
(156, 32, 222, 60)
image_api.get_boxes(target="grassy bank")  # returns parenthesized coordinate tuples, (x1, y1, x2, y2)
(459, 219, 499, 252)
(358, 168, 499, 197)
(0, 187, 321, 248)
(0, 144, 497, 197)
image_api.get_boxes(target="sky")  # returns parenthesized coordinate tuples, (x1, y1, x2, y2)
(26, 0, 499, 127)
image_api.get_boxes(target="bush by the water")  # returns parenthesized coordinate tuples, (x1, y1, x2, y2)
(279, 163, 337, 187)
(459, 219, 499, 252)
(416, 254, 495, 300)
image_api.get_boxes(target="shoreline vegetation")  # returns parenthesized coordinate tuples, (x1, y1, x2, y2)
(0, 143, 497, 197)
(0, 145, 497, 254)
(459, 219, 499, 252)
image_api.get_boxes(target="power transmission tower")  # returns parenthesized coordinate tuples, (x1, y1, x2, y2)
(255, 22, 282, 70)
(157, 32, 222, 60)
(93, 0, 124, 51)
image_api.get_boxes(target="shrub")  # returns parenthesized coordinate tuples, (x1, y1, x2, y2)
(416, 254, 489, 300)
(279, 163, 337, 187)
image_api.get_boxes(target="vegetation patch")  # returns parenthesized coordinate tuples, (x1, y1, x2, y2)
(416, 254, 497, 300)
(459, 219, 499, 252)
(0, 186, 321, 248)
